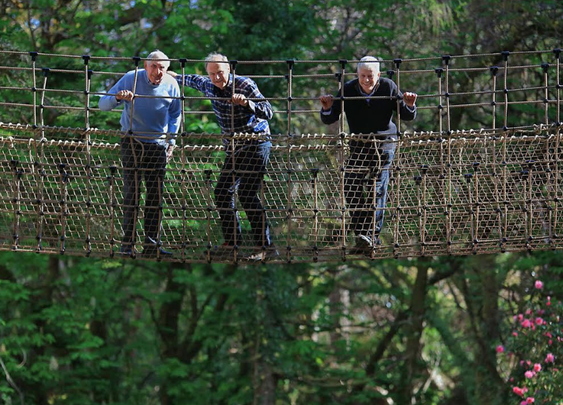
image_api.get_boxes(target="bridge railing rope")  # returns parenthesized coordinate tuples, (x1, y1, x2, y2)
(0, 49, 561, 262)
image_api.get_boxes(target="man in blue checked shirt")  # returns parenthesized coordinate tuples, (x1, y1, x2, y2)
(169, 52, 276, 261)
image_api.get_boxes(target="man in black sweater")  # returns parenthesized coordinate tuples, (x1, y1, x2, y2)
(319, 56, 417, 252)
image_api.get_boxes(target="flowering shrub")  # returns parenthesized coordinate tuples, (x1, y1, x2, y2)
(503, 279, 563, 404)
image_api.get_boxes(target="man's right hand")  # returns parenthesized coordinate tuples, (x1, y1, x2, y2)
(320, 94, 334, 110)
(116, 90, 134, 102)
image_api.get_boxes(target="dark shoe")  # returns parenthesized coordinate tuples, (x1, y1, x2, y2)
(203, 243, 238, 261)
(142, 246, 173, 258)
(246, 246, 280, 262)
(351, 234, 381, 256)
(356, 234, 373, 249)
(348, 235, 375, 255)
(119, 245, 135, 257)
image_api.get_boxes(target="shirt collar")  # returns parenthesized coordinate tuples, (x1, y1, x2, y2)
(358, 79, 380, 96)
(214, 75, 234, 95)
(143, 70, 159, 87)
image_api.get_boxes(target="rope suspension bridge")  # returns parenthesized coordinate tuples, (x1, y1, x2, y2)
(0, 49, 561, 263)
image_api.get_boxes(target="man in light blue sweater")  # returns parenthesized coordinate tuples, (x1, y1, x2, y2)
(99, 50, 181, 258)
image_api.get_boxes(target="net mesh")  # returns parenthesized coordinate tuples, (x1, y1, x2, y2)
(0, 50, 561, 262)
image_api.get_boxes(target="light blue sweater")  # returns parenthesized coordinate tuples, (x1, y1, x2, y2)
(99, 69, 182, 145)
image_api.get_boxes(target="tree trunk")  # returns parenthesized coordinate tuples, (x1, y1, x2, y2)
(398, 258, 430, 404)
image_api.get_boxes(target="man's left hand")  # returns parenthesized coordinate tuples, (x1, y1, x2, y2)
(404, 92, 417, 107)
(232, 94, 249, 107)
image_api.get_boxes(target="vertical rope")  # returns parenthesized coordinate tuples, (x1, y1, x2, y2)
(83, 55, 93, 256)
(391, 60, 403, 258)
(337, 59, 347, 259)
(58, 163, 68, 254)
(554, 49, 562, 242)
(30, 52, 38, 127)
(525, 160, 533, 249)
(128, 56, 141, 254)
(179, 58, 188, 262)
(443, 55, 452, 135)
(10, 160, 21, 250)
(414, 174, 422, 255)
(501, 133, 508, 252)
(40, 68, 50, 249)
(34, 65, 48, 252)
(311, 168, 319, 262)
(489, 66, 504, 249)
(229, 60, 238, 261)
(394, 59, 402, 133)
(204, 169, 213, 261)
(443, 55, 453, 254)
(502, 51, 510, 129)
(555, 48, 561, 124)
(435, 67, 451, 254)
(542, 62, 550, 125)
(501, 52, 510, 249)
(545, 134, 554, 247)
(108, 165, 117, 258)
(491, 66, 499, 130)
(285, 60, 295, 261)
(420, 166, 429, 256)
(464, 173, 474, 252)
(472, 163, 480, 254)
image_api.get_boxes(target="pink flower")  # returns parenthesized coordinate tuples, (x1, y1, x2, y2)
(535, 280, 543, 289)
(526, 398, 535, 404)
(533, 363, 541, 372)
(496, 345, 505, 353)
(520, 401, 527, 405)
(535, 317, 543, 325)
(513, 386, 525, 397)
(513, 331, 518, 337)
(522, 319, 532, 328)
(549, 339, 553, 345)
(546, 353, 555, 363)
(525, 370, 535, 379)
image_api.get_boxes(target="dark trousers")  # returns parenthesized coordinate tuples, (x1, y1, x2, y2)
(120, 138, 167, 249)
(214, 141, 272, 247)
(344, 145, 395, 238)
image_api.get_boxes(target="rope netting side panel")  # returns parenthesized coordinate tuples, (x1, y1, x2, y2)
(0, 49, 562, 262)
(0, 124, 562, 262)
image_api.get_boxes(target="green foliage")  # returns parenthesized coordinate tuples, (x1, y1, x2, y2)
(1, 1, 563, 404)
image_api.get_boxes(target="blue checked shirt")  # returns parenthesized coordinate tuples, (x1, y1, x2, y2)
(176, 74, 273, 145)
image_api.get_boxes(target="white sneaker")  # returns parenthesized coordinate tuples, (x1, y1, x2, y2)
(246, 247, 279, 262)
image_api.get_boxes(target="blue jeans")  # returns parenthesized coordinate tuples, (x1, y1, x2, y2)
(120, 138, 167, 249)
(214, 141, 272, 247)
(344, 144, 395, 238)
